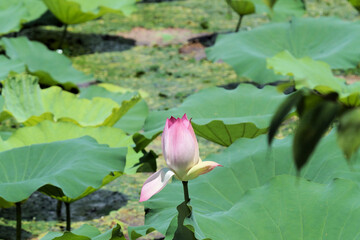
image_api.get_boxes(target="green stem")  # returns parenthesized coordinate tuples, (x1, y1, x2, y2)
(182, 181, 190, 204)
(58, 24, 68, 49)
(16, 202, 22, 240)
(65, 202, 71, 231)
(235, 15, 244, 32)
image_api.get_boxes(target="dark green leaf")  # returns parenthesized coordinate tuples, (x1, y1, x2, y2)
(337, 108, 360, 159)
(268, 89, 305, 145)
(294, 100, 341, 170)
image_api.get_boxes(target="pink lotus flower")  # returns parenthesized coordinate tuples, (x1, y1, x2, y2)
(140, 114, 221, 202)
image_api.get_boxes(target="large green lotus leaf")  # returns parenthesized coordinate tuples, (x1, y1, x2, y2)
(0, 136, 127, 203)
(129, 131, 360, 239)
(137, 84, 288, 147)
(188, 176, 360, 240)
(267, 51, 360, 106)
(2, 75, 140, 127)
(0, 37, 92, 90)
(0, 120, 142, 174)
(0, 0, 47, 34)
(0, 121, 142, 202)
(207, 17, 360, 84)
(80, 85, 149, 134)
(0, 56, 25, 80)
(41, 224, 125, 240)
(42, 0, 136, 25)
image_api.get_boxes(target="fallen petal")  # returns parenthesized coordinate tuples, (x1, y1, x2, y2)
(139, 168, 175, 202)
(184, 160, 222, 181)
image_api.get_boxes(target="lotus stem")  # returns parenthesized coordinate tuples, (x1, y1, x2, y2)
(16, 202, 22, 240)
(58, 24, 68, 50)
(56, 200, 62, 219)
(182, 181, 190, 204)
(65, 202, 71, 231)
(235, 15, 244, 32)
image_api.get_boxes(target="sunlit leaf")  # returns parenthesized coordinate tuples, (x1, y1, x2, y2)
(80, 85, 149, 134)
(2, 75, 140, 127)
(42, 0, 136, 25)
(267, 51, 360, 106)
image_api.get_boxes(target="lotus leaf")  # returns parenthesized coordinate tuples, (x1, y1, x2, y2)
(0, 37, 92, 91)
(0, 0, 46, 34)
(207, 17, 360, 84)
(41, 224, 125, 240)
(267, 51, 360, 105)
(42, 0, 136, 25)
(253, 0, 305, 21)
(0, 137, 127, 203)
(0, 56, 25, 80)
(2, 75, 140, 127)
(135, 84, 289, 148)
(129, 131, 360, 239)
(80, 85, 149, 134)
(0, 120, 142, 174)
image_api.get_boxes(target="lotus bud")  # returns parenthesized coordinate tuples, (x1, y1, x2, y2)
(140, 114, 221, 202)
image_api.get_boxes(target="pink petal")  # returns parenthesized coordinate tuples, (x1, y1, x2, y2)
(167, 116, 177, 128)
(181, 114, 190, 128)
(183, 160, 222, 181)
(165, 120, 199, 178)
(139, 168, 175, 202)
